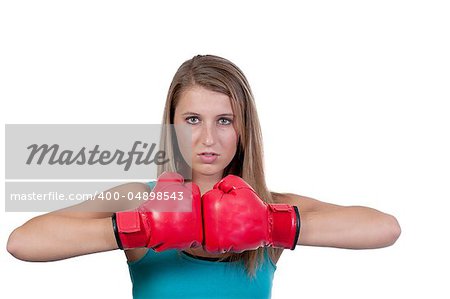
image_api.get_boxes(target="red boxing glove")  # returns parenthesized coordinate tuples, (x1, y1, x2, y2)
(202, 175, 300, 253)
(112, 172, 203, 251)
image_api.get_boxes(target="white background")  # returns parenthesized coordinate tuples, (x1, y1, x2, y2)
(1, 1, 449, 298)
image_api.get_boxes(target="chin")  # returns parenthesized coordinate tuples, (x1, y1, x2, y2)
(192, 164, 225, 176)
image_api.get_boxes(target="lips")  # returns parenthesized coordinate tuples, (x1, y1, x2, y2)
(197, 152, 219, 164)
(198, 152, 219, 156)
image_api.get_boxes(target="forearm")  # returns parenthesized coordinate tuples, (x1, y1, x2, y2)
(7, 215, 118, 262)
(298, 206, 401, 249)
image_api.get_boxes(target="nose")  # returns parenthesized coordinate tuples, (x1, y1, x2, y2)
(201, 122, 216, 146)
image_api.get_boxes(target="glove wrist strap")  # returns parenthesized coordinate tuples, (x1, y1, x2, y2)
(111, 213, 124, 250)
(269, 204, 301, 250)
(113, 211, 149, 250)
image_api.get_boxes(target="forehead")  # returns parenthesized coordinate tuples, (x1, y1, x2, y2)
(176, 86, 233, 115)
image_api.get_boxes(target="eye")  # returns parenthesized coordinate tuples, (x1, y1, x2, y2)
(185, 116, 200, 125)
(218, 118, 233, 125)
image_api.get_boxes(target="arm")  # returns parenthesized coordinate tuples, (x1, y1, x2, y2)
(6, 182, 150, 262)
(279, 193, 401, 249)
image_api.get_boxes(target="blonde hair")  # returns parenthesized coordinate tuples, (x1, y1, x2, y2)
(158, 54, 283, 277)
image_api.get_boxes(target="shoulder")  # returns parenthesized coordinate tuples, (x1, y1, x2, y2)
(48, 182, 151, 218)
(110, 182, 152, 202)
(115, 181, 152, 192)
(271, 192, 341, 213)
(271, 192, 313, 206)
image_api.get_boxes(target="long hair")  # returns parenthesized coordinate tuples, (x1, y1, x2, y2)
(158, 54, 283, 277)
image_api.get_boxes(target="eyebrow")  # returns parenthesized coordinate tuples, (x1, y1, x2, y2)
(181, 112, 234, 117)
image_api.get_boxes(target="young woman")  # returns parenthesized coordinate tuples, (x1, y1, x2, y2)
(7, 54, 401, 298)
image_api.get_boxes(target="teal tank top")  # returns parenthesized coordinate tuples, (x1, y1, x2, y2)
(126, 181, 277, 299)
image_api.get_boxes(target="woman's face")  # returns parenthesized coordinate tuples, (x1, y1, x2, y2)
(174, 85, 238, 179)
